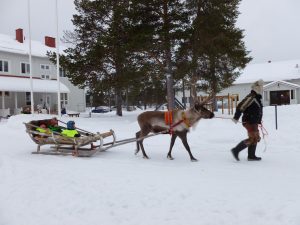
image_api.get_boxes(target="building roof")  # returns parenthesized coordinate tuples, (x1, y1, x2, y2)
(235, 59, 300, 84)
(0, 33, 66, 58)
(0, 75, 70, 93)
(263, 80, 300, 89)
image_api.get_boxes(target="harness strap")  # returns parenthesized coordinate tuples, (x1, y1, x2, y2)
(181, 112, 191, 128)
(164, 111, 191, 135)
(164, 111, 173, 126)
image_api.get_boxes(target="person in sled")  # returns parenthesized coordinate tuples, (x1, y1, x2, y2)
(231, 79, 264, 161)
(61, 120, 81, 137)
(36, 124, 51, 134)
(48, 117, 64, 133)
(61, 120, 96, 149)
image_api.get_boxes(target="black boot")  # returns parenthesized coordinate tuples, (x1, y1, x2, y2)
(231, 140, 248, 161)
(247, 144, 262, 161)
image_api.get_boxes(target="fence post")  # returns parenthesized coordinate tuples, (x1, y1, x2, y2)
(274, 104, 278, 130)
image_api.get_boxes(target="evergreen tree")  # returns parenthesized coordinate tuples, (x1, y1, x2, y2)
(50, 0, 144, 116)
(130, 0, 189, 110)
(183, 0, 252, 104)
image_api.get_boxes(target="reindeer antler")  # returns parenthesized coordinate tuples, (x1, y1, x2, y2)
(196, 95, 215, 106)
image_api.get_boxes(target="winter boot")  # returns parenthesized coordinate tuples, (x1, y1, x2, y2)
(231, 140, 248, 161)
(247, 144, 262, 161)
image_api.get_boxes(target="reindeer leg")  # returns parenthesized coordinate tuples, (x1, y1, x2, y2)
(137, 127, 151, 159)
(135, 131, 141, 155)
(139, 139, 150, 159)
(167, 134, 177, 160)
(178, 131, 198, 162)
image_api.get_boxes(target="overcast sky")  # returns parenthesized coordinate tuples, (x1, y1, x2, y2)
(1, 0, 300, 64)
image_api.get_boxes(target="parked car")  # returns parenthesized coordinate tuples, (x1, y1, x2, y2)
(92, 106, 110, 113)
(110, 106, 136, 111)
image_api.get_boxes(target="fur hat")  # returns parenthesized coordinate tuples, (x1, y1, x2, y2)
(251, 79, 264, 94)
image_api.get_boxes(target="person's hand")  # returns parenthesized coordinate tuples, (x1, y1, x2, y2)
(232, 118, 238, 124)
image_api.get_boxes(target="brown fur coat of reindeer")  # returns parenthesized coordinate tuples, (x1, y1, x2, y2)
(135, 102, 214, 161)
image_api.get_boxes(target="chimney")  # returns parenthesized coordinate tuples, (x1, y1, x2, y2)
(16, 28, 24, 43)
(45, 36, 56, 48)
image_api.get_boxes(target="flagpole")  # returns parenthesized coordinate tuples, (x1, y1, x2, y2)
(55, 0, 61, 117)
(28, 0, 34, 115)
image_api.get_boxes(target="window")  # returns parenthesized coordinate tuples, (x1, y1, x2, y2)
(0, 91, 9, 97)
(291, 90, 294, 100)
(0, 60, 9, 72)
(40, 64, 50, 79)
(41, 74, 50, 79)
(21, 62, 30, 74)
(25, 92, 31, 105)
(59, 68, 66, 77)
(60, 93, 68, 107)
(41, 64, 50, 70)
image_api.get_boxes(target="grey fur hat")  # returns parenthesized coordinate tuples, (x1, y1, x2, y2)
(251, 79, 264, 94)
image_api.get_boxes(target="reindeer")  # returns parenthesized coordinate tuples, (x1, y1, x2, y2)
(135, 101, 214, 161)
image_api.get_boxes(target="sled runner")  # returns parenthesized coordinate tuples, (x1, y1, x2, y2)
(24, 119, 116, 157)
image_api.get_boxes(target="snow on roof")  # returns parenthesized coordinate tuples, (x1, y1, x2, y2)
(0, 33, 66, 58)
(0, 76, 70, 93)
(234, 59, 300, 84)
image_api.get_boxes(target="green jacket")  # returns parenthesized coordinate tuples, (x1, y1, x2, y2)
(48, 125, 64, 133)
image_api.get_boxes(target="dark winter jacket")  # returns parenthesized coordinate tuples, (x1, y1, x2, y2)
(233, 91, 263, 124)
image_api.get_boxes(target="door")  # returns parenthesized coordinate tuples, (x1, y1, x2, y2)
(42, 94, 51, 110)
(270, 90, 290, 105)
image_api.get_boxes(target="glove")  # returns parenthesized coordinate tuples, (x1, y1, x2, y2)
(232, 118, 238, 124)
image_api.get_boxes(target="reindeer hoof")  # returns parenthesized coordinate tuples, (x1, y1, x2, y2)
(167, 155, 174, 160)
(191, 158, 198, 162)
(143, 156, 150, 159)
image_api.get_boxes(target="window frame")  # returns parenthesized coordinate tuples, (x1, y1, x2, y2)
(59, 68, 66, 77)
(40, 74, 50, 80)
(0, 59, 10, 73)
(20, 62, 30, 75)
(40, 64, 50, 70)
(60, 93, 68, 107)
(25, 92, 31, 105)
(0, 91, 10, 97)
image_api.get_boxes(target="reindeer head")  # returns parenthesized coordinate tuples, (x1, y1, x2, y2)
(193, 97, 215, 119)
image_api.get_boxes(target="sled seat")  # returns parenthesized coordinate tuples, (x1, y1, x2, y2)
(24, 119, 116, 157)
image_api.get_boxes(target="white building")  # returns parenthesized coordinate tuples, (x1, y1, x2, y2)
(0, 29, 86, 117)
(176, 59, 300, 107)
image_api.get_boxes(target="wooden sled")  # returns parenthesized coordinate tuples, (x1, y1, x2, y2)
(24, 119, 116, 157)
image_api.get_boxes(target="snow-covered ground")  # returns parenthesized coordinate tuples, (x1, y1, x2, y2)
(0, 105, 300, 225)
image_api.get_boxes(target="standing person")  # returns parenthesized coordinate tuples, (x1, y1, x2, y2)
(231, 79, 264, 161)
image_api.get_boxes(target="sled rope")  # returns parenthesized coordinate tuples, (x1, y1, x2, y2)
(259, 123, 268, 152)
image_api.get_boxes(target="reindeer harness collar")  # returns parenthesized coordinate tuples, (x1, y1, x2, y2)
(164, 111, 191, 135)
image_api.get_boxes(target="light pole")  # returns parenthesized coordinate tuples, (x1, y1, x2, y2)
(27, 0, 34, 115)
(55, 0, 61, 118)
